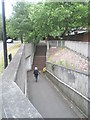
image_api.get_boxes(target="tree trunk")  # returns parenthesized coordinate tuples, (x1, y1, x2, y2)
(21, 35, 23, 43)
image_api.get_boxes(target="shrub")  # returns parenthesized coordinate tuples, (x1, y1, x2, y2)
(71, 64, 75, 69)
(48, 57, 51, 62)
(59, 59, 63, 66)
(65, 60, 69, 68)
(51, 63, 54, 71)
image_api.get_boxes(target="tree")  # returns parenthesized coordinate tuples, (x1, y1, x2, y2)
(7, 2, 31, 43)
(6, 19, 17, 39)
(29, 2, 88, 41)
(6, 2, 88, 43)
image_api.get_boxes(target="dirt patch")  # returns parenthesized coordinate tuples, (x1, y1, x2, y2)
(48, 47, 88, 72)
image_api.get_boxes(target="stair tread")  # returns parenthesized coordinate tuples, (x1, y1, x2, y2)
(32, 45, 47, 70)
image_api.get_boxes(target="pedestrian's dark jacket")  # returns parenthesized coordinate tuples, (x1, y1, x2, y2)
(34, 70, 38, 76)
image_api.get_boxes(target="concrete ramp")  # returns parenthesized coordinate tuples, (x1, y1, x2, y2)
(27, 71, 84, 118)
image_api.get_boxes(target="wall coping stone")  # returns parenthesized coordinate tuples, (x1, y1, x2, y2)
(47, 62, 89, 76)
(46, 69, 90, 103)
(65, 41, 90, 43)
(0, 44, 42, 118)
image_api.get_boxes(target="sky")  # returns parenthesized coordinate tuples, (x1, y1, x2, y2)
(0, 0, 44, 19)
(0, 0, 88, 19)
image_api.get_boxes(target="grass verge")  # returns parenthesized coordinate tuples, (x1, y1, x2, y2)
(0, 43, 21, 75)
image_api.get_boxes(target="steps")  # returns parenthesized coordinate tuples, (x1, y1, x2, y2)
(32, 45, 47, 71)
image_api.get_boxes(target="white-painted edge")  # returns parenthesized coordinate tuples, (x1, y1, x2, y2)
(47, 70, 90, 102)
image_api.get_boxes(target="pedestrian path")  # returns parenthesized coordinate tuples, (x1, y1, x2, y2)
(27, 71, 84, 118)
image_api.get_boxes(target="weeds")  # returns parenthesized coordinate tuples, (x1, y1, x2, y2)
(59, 59, 63, 66)
(48, 57, 51, 62)
(71, 64, 75, 69)
(65, 60, 69, 68)
(51, 63, 55, 71)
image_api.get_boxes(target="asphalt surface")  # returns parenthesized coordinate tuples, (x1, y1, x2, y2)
(27, 71, 84, 118)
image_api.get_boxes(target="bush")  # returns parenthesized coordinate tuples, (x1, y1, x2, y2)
(59, 59, 63, 66)
(65, 60, 69, 68)
(51, 63, 54, 71)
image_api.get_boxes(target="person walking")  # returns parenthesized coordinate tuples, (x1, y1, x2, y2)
(33, 67, 39, 82)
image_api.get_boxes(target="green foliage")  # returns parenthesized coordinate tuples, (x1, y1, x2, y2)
(51, 63, 55, 71)
(6, 2, 88, 43)
(59, 59, 63, 66)
(48, 57, 51, 62)
(65, 60, 69, 68)
(88, 2, 90, 28)
(71, 64, 75, 69)
(6, 2, 31, 43)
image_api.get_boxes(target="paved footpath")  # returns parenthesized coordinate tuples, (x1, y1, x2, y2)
(27, 71, 84, 118)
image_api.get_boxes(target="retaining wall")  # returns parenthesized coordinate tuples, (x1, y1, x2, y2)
(65, 41, 89, 59)
(48, 40, 89, 59)
(46, 62, 90, 118)
(48, 40, 65, 47)
(25, 43, 36, 71)
(0, 44, 42, 118)
(15, 43, 35, 94)
(15, 45, 26, 94)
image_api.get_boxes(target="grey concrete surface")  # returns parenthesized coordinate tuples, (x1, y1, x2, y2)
(15, 45, 26, 94)
(25, 43, 36, 71)
(2, 80, 42, 118)
(46, 62, 88, 98)
(46, 62, 89, 117)
(48, 40, 89, 59)
(27, 71, 83, 118)
(0, 76, 2, 119)
(65, 41, 89, 58)
(46, 71, 89, 118)
(1, 44, 42, 118)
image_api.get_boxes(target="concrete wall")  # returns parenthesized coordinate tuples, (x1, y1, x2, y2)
(0, 44, 42, 118)
(0, 73, 2, 119)
(48, 40, 65, 47)
(15, 44, 35, 94)
(25, 43, 36, 71)
(48, 40, 89, 59)
(15, 45, 26, 94)
(46, 62, 90, 117)
(15, 43, 35, 95)
(65, 41, 89, 59)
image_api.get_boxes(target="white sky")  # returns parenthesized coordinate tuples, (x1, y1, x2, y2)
(0, 0, 88, 19)
(0, 0, 44, 19)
